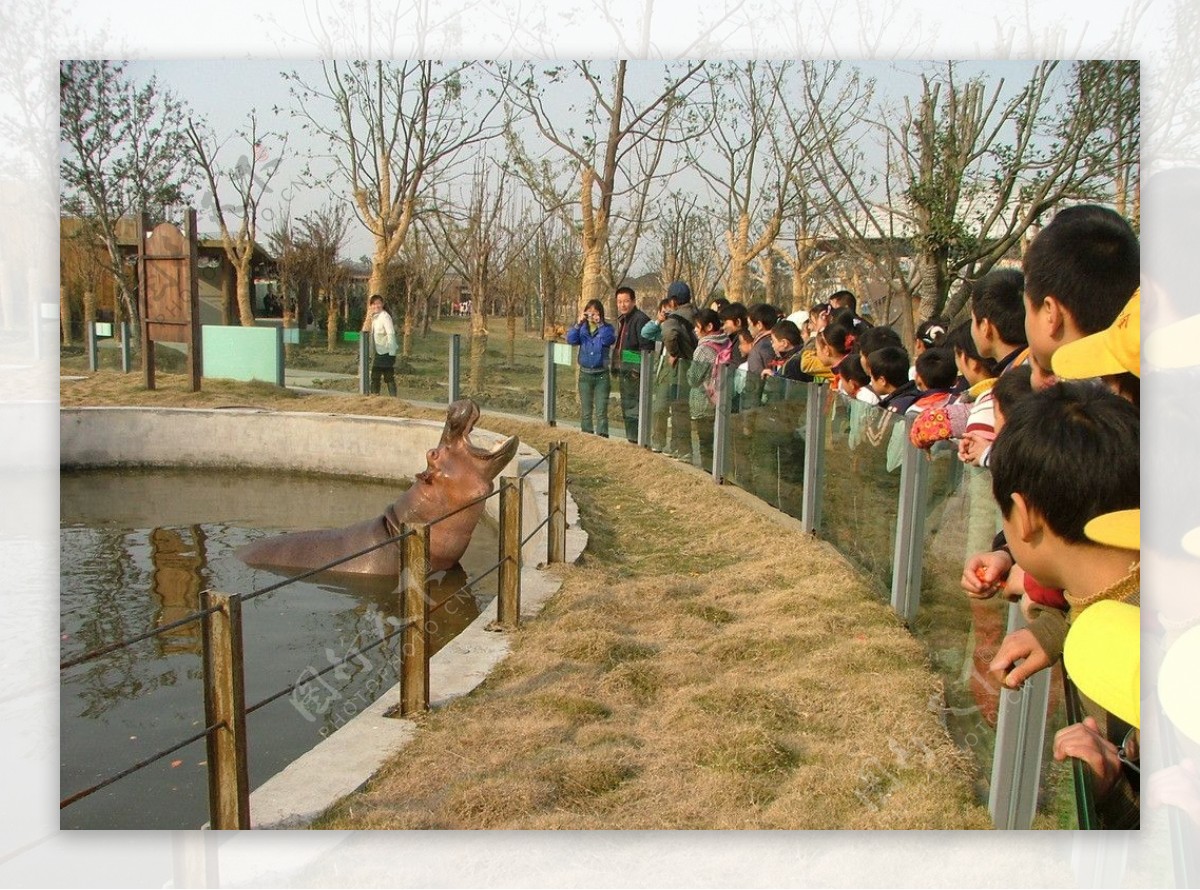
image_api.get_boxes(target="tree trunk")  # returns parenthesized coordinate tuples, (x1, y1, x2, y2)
(507, 310, 517, 368)
(579, 239, 606, 311)
(324, 289, 338, 353)
(402, 278, 415, 360)
(60, 284, 72, 346)
(915, 250, 949, 322)
(236, 260, 256, 326)
(83, 288, 96, 341)
(468, 277, 488, 392)
(760, 254, 776, 307)
(221, 263, 236, 326)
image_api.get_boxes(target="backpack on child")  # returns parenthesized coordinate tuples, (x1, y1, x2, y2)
(703, 338, 736, 405)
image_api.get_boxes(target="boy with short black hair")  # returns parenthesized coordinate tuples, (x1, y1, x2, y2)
(1023, 205, 1139, 374)
(970, 267, 1028, 375)
(867, 345, 918, 413)
(987, 382, 1140, 828)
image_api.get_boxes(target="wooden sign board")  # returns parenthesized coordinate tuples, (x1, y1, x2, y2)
(138, 210, 201, 391)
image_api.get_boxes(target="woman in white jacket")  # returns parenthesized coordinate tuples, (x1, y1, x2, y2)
(362, 294, 399, 396)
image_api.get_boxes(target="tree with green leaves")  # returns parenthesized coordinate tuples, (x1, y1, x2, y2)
(59, 60, 195, 340)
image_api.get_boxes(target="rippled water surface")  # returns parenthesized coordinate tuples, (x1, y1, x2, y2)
(60, 467, 497, 829)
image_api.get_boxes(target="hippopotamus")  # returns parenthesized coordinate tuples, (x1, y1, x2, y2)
(236, 400, 519, 575)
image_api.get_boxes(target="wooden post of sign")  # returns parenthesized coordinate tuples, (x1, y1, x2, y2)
(184, 210, 201, 391)
(200, 589, 250, 829)
(548, 441, 568, 564)
(496, 477, 522, 627)
(399, 524, 430, 716)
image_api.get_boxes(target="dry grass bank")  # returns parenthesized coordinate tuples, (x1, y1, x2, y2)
(61, 369, 993, 830)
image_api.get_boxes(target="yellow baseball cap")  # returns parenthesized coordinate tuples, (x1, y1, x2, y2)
(1063, 600, 1140, 729)
(1159, 622, 1200, 744)
(1052, 290, 1140, 379)
(1084, 508, 1140, 551)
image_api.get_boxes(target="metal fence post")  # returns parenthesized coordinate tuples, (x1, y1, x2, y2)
(274, 326, 285, 387)
(88, 322, 99, 373)
(399, 524, 431, 715)
(543, 340, 557, 426)
(548, 441, 568, 564)
(637, 350, 653, 448)
(448, 334, 461, 404)
(496, 477, 522, 627)
(988, 603, 1051, 829)
(712, 364, 732, 484)
(120, 322, 132, 373)
(890, 423, 930, 625)
(801, 382, 827, 534)
(358, 336, 369, 395)
(200, 589, 250, 830)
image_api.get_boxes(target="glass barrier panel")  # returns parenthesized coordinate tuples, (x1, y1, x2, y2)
(912, 454, 1006, 804)
(283, 326, 364, 395)
(820, 393, 905, 597)
(727, 373, 807, 514)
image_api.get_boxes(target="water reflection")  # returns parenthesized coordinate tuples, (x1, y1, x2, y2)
(149, 526, 206, 656)
(60, 468, 497, 829)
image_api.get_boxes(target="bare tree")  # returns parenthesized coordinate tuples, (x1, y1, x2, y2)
(648, 191, 727, 303)
(59, 60, 195, 342)
(692, 61, 804, 304)
(284, 61, 504, 300)
(503, 60, 708, 311)
(187, 111, 287, 326)
(430, 160, 526, 391)
(395, 226, 451, 360)
(809, 61, 1139, 329)
(297, 201, 351, 352)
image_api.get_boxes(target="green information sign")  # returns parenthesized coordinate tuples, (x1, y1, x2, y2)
(553, 343, 574, 366)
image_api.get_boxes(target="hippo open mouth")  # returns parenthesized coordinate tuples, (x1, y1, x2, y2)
(441, 399, 519, 480)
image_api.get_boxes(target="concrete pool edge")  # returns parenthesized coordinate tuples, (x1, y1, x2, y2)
(59, 406, 588, 830)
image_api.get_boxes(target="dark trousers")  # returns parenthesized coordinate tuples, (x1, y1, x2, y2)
(371, 355, 397, 396)
(695, 415, 715, 473)
(615, 369, 640, 442)
(578, 370, 610, 435)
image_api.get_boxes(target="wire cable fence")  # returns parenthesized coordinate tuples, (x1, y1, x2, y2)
(60, 720, 222, 810)
(60, 438, 568, 829)
(244, 620, 411, 717)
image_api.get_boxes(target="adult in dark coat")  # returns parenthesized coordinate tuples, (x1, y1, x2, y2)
(660, 280, 699, 460)
(610, 285, 653, 444)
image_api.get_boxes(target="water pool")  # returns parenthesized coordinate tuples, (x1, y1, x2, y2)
(60, 466, 498, 829)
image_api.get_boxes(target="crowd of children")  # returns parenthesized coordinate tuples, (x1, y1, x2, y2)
(619, 203, 1141, 828)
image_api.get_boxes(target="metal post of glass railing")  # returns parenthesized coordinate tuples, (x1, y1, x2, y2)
(890, 423, 930, 625)
(448, 334, 461, 404)
(543, 341, 557, 427)
(358, 336, 369, 395)
(801, 381, 827, 534)
(987, 602, 1051, 830)
(637, 350, 653, 448)
(712, 364, 732, 484)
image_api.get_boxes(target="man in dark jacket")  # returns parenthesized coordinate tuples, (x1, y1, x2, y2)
(610, 285, 653, 444)
(660, 280, 698, 461)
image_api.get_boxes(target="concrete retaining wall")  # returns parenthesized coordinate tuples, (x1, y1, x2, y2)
(60, 406, 587, 828)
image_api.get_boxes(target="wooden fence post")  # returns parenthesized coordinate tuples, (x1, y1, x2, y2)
(399, 523, 430, 715)
(200, 589, 250, 829)
(496, 477, 522, 627)
(548, 441, 568, 564)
